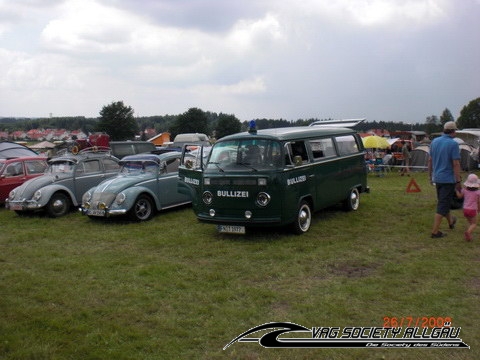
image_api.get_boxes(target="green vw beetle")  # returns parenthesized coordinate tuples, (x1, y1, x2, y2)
(80, 152, 192, 221)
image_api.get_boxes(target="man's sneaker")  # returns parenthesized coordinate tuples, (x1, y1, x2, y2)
(449, 216, 457, 229)
(431, 231, 447, 238)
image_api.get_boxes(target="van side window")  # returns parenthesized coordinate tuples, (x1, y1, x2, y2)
(309, 138, 336, 160)
(136, 143, 155, 154)
(291, 141, 308, 163)
(335, 135, 359, 156)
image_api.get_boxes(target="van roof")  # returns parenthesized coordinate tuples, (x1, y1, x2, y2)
(173, 133, 209, 141)
(218, 126, 356, 142)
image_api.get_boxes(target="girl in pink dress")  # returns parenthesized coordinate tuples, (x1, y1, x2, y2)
(456, 173, 480, 241)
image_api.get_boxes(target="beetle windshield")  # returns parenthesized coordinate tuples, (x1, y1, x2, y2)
(206, 139, 282, 171)
(121, 161, 158, 174)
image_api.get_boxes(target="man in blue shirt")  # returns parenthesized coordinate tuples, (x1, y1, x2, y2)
(428, 121, 462, 238)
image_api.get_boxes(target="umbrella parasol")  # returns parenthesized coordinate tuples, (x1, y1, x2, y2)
(362, 135, 390, 149)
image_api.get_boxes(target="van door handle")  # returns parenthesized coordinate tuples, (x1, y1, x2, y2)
(308, 174, 315, 178)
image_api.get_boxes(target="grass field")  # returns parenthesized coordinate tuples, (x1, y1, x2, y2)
(1, 171, 479, 359)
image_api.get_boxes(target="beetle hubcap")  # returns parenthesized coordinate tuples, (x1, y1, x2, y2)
(53, 199, 65, 210)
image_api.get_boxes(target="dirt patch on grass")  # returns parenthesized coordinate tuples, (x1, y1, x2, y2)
(328, 262, 379, 278)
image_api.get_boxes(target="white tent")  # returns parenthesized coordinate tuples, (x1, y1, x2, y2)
(29, 141, 56, 149)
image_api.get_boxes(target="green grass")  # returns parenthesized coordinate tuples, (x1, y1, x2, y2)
(1, 171, 479, 359)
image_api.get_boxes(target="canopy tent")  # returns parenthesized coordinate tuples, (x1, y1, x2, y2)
(29, 141, 56, 149)
(410, 145, 430, 171)
(409, 143, 478, 172)
(455, 130, 480, 147)
(0, 141, 39, 158)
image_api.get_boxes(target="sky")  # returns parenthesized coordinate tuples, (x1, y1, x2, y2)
(0, 0, 479, 123)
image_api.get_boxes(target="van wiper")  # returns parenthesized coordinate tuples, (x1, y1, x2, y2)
(208, 161, 224, 172)
(237, 162, 258, 172)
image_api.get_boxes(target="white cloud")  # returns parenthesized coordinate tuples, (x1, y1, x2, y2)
(289, 0, 449, 28)
(227, 13, 284, 52)
(194, 76, 267, 96)
(0, 49, 87, 90)
(0, 0, 478, 121)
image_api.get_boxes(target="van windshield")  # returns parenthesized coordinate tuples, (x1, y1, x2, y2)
(206, 139, 282, 171)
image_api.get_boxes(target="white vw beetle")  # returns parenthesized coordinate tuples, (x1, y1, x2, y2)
(6, 152, 120, 217)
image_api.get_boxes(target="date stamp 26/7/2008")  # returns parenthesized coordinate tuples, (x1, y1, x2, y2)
(383, 316, 452, 328)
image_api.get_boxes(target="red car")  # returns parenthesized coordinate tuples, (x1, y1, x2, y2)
(0, 156, 48, 204)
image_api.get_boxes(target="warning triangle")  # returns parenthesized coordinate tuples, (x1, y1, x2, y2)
(406, 178, 421, 193)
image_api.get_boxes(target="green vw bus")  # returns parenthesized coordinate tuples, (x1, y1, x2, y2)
(178, 123, 369, 234)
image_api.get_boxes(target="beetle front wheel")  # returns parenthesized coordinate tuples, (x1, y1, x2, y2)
(129, 195, 154, 221)
(46, 192, 71, 217)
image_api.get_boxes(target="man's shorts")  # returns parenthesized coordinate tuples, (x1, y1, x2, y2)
(435, 183, 455, 216)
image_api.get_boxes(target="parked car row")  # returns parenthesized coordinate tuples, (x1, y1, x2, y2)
(4, 150, 192, 221)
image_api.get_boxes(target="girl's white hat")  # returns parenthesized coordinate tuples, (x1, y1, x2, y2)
(464, 173, 480, 188)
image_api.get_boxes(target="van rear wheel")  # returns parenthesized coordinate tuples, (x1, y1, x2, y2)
(344, 188, 360, 211)
(292, 200, 312, 234)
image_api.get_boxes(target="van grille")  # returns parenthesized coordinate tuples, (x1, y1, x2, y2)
(210, 178, 257, 186)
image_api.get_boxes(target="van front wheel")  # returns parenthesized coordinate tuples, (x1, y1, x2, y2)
(292, 200, 312, 234)
(344, 188, 360, 211)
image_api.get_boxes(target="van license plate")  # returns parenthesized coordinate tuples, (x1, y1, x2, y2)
(217, 225, 245, 234)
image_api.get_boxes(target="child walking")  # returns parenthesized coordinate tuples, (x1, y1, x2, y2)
(456, 173, 480, 241)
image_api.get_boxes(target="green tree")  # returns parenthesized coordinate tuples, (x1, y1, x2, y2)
(96, 101, 138, 140)
(425, 115, 440, 135)
(170, 107, 209, 137)
(457, 97, 480, 129)
(214, 113, 241, 140)
(439, 108, 454, 127)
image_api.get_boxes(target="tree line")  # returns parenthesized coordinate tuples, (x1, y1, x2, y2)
(1, 97, 478, 141)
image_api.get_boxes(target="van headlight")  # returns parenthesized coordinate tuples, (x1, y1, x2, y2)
(33, 190, 42, 201)
(202, 191, 213, 205)
(256, 192, 271, 207)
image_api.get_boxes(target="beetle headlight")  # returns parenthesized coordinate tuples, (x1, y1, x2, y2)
(256, 192, 271, 207)
(33, 190, 42, 201)
(9, 190, 16, 199)
(115, 193, 126, 205)
(202, 191, 213, 205)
